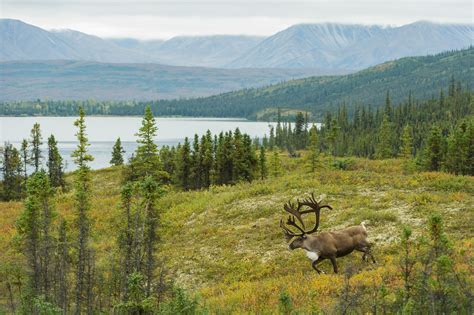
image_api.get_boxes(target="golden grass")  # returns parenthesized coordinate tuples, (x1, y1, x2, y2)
(0, 153, 473, 312)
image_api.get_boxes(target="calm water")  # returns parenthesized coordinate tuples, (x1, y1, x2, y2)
(1, 116, 279, 171)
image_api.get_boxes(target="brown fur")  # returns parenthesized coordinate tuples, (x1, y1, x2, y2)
(288, 224, 376, 273)
(280, 194, 376, 274)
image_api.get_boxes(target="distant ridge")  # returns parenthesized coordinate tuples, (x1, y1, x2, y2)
(148, 48, 473, 118)
(1, 19, 472, 70)
(0, 60, 334, 101)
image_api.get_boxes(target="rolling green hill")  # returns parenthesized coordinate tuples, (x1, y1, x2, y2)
(150, 48, 473, 119)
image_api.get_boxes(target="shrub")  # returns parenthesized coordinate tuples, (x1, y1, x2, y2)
(278, 289, 293, 314)
(158, 287, 206, 315)
(331, 158, 356, 171)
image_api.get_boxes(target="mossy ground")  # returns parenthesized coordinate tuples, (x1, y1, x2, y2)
(1, 152, 473, 313)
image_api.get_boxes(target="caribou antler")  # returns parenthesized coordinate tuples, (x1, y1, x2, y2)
(280, 200, 306, 240)
(280, 218, 304, 240)
(297, 192, 333, 234)
(280, 193, 333, 239)
(283, 200, 305, 228)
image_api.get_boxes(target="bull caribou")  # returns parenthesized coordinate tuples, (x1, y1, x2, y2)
(280, 193, 376, 273)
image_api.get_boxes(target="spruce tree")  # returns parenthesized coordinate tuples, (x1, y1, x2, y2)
(400, 124, 414, 159)
(47, 135, 65, 188)
(448, 75, 456, 97)
(16, 170, 56, 309)
(424, 125, 444, 171)
(38, 172, 55, 301)
(140, 176, 161, 296)
(190, 134, 201, 189)
(326, 118, 339, 156)
(132, 105, 160, 180)
(71, 107, 94, 314)
(275, 109, 283, 148)
(445, 121, 470, 175)
(117, 182, 134, 301)
(399, 226, 415, 306)
(258, 146, 267, 180)
(269, 150, 282, 177)
(294, 112, 305, 150)
(384, 90, 392, 119)
(376, 115, 394, 159)
(199, 131, 213, 188)
(17, 173, 42, 299)
(159, 145, 176, 180)
(2, 143, 23, 200)
(308, 125, 319, 172)
(30, 123, 43, 173)
(232, 128, 246, 182)
(213, 133, 226, 185)
(55, 219, 69, 313)
(175, 138, 191, 190)
(241, 134, 256, 181)
(269, 126, 275, 150)
(110, 137, 125, 166)
(20, 139, 29, 184)
(467, 121, 474, 176)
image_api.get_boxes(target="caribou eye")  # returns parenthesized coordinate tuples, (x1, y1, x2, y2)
(302, 235, 307, 239)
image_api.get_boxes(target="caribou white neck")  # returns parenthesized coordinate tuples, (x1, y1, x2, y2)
(305, 250, 319, 262)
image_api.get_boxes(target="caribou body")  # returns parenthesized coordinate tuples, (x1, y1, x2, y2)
(280, 194, 376, 274)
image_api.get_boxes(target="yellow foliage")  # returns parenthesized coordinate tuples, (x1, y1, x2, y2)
(0, 155, 473, 312)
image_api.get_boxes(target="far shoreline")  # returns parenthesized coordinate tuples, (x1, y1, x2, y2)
(0, 114, 255, 120)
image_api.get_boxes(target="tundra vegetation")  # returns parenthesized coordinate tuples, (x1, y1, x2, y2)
(0, 82, 473, 313)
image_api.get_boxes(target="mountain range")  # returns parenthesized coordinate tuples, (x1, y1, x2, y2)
(228, 22, 473, 69)
(1, 19, 472, 70)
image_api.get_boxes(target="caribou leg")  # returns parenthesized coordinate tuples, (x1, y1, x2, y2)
(311, 258, 326, 274)
(329, 256, 338, 273)
(356, 245, 377, 264)
(367, 247, 376, 264)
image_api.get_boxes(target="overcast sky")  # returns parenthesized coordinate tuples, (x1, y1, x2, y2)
(1, 0, 472, 39)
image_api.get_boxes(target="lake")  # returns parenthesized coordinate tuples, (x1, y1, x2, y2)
(0, 116, 281, 171)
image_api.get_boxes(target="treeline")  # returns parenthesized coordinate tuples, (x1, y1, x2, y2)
(109, 124, 268, 192)
(1, 106, 268, 313)
(159, 129, 266, 190)
(1, 125, 65, 201)
(269, 79, 473, 175)
(1, 48, 472, 119)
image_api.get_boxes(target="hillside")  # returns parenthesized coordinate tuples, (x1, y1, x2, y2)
(1, 154, 472, 312)
(0, 60, 330, 101)
(149, 48, 474, 119)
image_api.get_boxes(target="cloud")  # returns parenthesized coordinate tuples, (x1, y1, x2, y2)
(1, 0, 472, 39)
